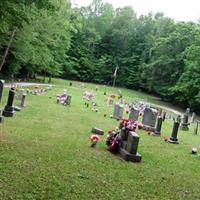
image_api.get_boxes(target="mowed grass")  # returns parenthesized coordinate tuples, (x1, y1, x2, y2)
(1, 78, 200, 200)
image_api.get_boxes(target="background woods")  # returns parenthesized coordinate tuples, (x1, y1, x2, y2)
(1, 0, 200, 111)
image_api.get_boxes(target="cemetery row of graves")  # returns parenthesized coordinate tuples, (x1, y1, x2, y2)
(1, 78, 200, 199)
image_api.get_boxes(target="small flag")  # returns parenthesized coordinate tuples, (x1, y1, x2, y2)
(113, 67, 118, 77)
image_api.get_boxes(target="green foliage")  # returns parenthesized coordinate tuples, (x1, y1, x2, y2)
(1, 0, 200, 111)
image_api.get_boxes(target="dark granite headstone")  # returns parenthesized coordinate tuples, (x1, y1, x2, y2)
(162, 111, 166, 122)
(3, 88, 15, 117)
(169, 121, 180, 144)
(154, 116, 163, 135)
(194, 121, 199, 135)
(65, 95, 71, 106)
(92, 127, 104, 135)
(0, 80, 5, 122)
(0, 80, 4, 102)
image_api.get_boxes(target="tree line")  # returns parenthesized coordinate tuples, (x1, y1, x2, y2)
(1, 0, 200, 112)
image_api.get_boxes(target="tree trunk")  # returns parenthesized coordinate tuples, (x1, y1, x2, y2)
(48, 74, 52, 83)
(0, 27, 17, 71)
(43, 71, 46, 83)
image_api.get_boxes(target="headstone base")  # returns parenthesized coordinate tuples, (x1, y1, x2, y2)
(180, 124, 189, 131)
(3, 110, 14, 117)
(119, 148, 142, 163)
(0, 115, 4, 123)
(142, 125, 156, 132)
(167, 137, 179, 144)
(154, 130, 161, 136)
(3, 106, 14, 117)
(14, 106, 21, 112)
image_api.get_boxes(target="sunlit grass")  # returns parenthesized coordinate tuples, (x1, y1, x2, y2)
(1, 78, 200, 200)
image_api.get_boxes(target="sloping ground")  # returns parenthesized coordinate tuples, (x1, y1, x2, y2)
(1, 78, 200, 200)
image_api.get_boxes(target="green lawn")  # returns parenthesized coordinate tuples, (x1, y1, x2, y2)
(1, 78, 200, 200)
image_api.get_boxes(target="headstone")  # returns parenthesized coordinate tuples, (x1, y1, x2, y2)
(20, 92, 27, 107)
(119, 131, 142, 162)
(0, 80, 4, 102)
(168, 121, 180, 144)
(113, 103, 124, 119)
(142, 107, 157, 127)
(0, 80, 5, 122)
(65, 95, 71, 106)
(18, 89, 25, 100)
(92, 127, 104, 135)
(3, 88, 15, 117)
(194, 121, 199, 135)
(129, 107, 139, 121)
(126, 131, 139, 154)
(191, 112, 196, 123)
(162, 111, 166, 122)
(157, 108, 163, 116)
(154, 116, 163, 135)
(180, 109, 190, 131)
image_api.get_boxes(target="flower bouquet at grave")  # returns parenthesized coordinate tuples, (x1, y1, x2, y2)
(106, 129, 121, 153)
(119, 119, 137, 132)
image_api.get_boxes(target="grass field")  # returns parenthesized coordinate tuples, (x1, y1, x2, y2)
(1, 78, 200, 200)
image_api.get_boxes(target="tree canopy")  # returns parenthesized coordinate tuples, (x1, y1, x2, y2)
(1, 0, 200, 112)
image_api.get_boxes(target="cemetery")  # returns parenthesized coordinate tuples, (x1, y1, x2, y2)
(1, 78, 200, 200)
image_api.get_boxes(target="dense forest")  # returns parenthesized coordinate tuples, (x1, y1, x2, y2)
(1, 0, 200, 111)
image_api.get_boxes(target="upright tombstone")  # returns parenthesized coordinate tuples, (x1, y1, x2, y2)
(157, 108, 163, 116)
(194, 121, 199, 135)
(20, 92, 27, 107)
(119, 131, 142, 162)
(142, 107, 157, 131)
(162, 111, 166, 122)
(3, 88, 15, 117)
(65, 95, 72, 106)
(113, 103, 124, 119)
(168, 119, 180, 144)
(154, 116, 163, 136)
(180, 108, 190, 131)
(0, 80, 5, 122)
(129, 107, 139, 121)
(191, 112, 196, 123)
(18, 89, 25, 100)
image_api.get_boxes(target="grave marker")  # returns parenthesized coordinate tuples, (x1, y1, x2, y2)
(180, 108, 190, 131)
(113, 103, 124, 119)
(129, 107, 139, 121)
(3, 88, 15, 117)
(154, 116, 163, 135)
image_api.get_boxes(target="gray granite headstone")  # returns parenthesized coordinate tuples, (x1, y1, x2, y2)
(119, 131, 142, 162)
(129, 107, 139, 121)
(191, 112, 196, 123)
(180, 109, 190, 131)
(20, 92, 27, 107)
(126, 131, 139, 154)
(142, 107, 157, 127)
(113, 103, 124, 119)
